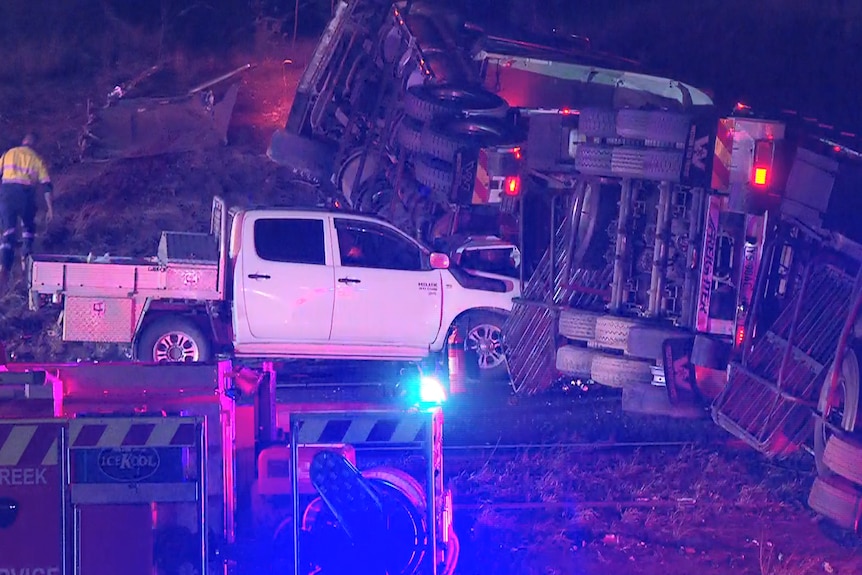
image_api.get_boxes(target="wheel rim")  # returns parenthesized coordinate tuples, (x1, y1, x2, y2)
(819, 348, 860, 446)
(465, 323, 505, 370)
(152, 331, 200, 363)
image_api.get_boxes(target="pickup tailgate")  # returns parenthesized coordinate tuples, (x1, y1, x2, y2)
(28, 254, 221, 343)
(29, 254, 220, 303)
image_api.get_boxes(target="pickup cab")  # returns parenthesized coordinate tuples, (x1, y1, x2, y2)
(27, 197, 519, 381)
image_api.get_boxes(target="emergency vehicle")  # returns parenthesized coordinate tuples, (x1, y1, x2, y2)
(0, 351, 458, 575)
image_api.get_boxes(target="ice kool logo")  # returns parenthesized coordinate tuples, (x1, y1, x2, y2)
(98, 448, 160, 482)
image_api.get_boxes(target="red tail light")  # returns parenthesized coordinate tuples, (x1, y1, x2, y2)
(504, 175, 521, 196)
(751, 140, 775, 188)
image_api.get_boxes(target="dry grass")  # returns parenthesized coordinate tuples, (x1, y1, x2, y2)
(447, 442, 862, 575)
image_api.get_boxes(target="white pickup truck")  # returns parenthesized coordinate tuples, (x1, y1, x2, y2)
(27, 197, 518, 381)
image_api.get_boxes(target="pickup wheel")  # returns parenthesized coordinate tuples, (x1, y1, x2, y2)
(135, 317, 212, 364)
(462, 310, 508, 383)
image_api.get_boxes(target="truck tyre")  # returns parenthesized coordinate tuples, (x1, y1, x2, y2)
(135, 316, 212, 364)
(590, 352, 653, 388)
(413, 156, 455, 192)
(336, 149, 382, 206)
(267, 130, 335, 184)
(578, 108, 618, 138)
(558, 308, 602, 341)
(613, 147, 685, 181)
(615, 109, 692, 144)
(594, 316, 641, 351)
(824, 435, 862, 487)
(625, 325, 687, 360)
(403, 84, 509, 123)
(808, 475, 862, 531)
(555, 345, 594, 378)
(574, 144, 613, 174)
(420, 117, 524, 164)
(396, 117, 425, 154)
(575, 145, 684, 181)
(463, 310, 508, 383)
(815, 348, 861, 476)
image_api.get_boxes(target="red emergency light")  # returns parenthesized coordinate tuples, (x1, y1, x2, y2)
(503, 175, 521, 196)
(751, 140, 775, 189)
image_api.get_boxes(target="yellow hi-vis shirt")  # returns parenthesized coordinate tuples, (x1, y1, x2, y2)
(0, 146, 51, 186)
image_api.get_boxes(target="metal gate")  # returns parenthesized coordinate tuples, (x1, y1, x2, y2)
(713, 240, 862, 456)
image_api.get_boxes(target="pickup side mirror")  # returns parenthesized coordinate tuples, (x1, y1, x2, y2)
(429, 252, 450, 270)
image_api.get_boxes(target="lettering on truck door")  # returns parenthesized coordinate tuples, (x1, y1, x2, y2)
(330, 218, 442, 346)
(0, 422, 65, 575)
(238, 214, 336, 342)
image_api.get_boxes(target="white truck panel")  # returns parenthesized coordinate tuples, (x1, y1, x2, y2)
(29, 256, 221, 302)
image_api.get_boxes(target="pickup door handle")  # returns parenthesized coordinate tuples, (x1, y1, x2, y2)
(338, 277, 361, 284)
(247, 273, 271, 280)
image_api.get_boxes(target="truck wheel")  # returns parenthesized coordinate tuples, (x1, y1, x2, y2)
(403, 84, 509, 123)
(558, 308, 602, 341)
(615, 109, 692, 145)
(135, 317, 212, 364)
(397, 116, 425, 154)
(575, 145, 684, 181)
(555, 345, 594, 378)
(420, 117, 524, 164)
(335, 149, 383, 206)
(808, 474, 862, 531)
(815, 348, 861, 475)
(578, 108, 618, 138)
(574, 143, 614, 174)
(590, 352, 653, 388)
(463, 310, 508, 383)
(413, 156, 454, 192)
(824, 435, 862, 487)
(593, 316, 641, 351)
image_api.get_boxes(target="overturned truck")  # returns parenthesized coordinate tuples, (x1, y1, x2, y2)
(267, 0, 647, 248)
(504, 99, 862, 528)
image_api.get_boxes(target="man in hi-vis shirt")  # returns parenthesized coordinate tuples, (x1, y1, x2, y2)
(0, 132, 54, 288)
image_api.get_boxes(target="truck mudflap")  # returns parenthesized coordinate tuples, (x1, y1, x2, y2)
(712, 260, 860, 457)
(79, 80, 241, 161)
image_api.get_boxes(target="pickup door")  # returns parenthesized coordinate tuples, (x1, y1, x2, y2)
(238, 213, 335, 341)
(329, 217, 443, 346)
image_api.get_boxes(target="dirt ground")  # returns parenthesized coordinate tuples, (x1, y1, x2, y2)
(0, 39, 318, 361)
(442, 393, 862, 575)
(1, 36, 861, 575)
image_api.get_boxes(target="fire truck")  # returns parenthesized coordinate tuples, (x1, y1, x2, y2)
(0, 351, 458, 575)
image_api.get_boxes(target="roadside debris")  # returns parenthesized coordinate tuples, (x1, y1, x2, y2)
(79, 64, 253, 161)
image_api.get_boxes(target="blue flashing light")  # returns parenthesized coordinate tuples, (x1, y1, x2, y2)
(418, 376, 447, 405)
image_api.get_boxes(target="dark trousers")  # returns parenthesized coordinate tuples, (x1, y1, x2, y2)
(0, 183, 37, 272)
